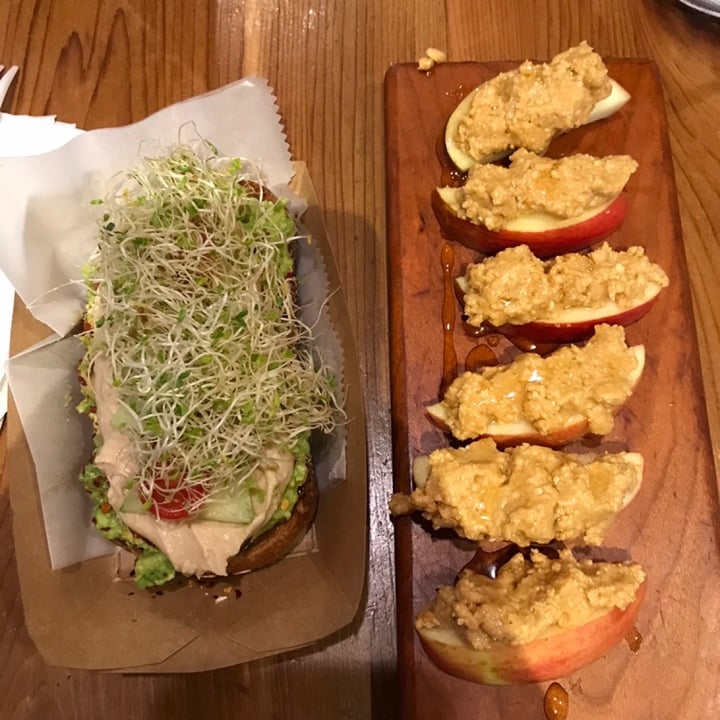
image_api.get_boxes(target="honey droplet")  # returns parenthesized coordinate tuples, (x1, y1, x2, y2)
(544, 682, 569, 720)
(462, 320, 486, 338)
(625, 626, 643, 653)
(464, 344, 499, 372)
(509, 335, 559, 355)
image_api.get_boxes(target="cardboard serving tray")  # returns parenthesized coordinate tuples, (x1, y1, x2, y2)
(6, 162, 367, 673)
(385, 60, 720, 719)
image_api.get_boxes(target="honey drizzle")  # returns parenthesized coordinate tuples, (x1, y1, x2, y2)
(464, 344, 499, 372)
(440, 242, 458, 396)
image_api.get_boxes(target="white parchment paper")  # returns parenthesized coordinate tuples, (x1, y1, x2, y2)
(0, 112, 84, 425)
(3, 79, 345, 569)
(0, 78, 293, 337)
(7, 336, 115, 567)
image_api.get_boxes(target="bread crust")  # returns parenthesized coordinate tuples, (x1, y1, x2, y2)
(225, 462, 318, 574)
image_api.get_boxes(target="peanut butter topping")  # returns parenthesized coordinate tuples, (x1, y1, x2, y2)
(463, 243, 669, 326)
(448, 149, 637, 230)
(454, 42, 612, 162)
(416, 549, 645, 649)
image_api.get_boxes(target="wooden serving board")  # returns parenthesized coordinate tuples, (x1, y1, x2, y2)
(385, 60, 720, 719)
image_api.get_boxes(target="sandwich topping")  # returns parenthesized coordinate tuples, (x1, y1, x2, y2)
(390, 438, 642, 546)
(78, 142, 341, 584)
(91, 355, 296, 577)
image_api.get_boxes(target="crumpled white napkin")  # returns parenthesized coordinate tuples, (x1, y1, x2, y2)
(0, 65, 19, 107)
(0, 78, 84, 426)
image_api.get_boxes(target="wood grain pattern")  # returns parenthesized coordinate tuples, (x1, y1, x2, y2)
(0, 1, 391, 718)
(386, 59, 720, 719)
(0, 0, 718, 718)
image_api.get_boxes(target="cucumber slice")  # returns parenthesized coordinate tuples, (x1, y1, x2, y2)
(120, 486, 151, 513)
(198, 486, 257, 524)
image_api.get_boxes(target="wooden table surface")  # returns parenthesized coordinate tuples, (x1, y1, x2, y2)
(0, 2, 718, 718)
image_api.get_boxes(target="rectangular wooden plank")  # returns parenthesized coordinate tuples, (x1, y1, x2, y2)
(385, 59, 720, 720)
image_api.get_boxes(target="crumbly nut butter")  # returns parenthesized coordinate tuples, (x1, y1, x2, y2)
(418, 47, 447, 71)
(448, 149, 638, 230)
(437, 324, 639, 438)
(454, 42, 612, 162)
(418, 56, 435, 72)
(415, 549, 645, 650)
(463, 243, 669, 326)
(389, 438, 642, 545)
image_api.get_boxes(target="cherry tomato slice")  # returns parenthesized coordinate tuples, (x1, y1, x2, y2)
(149, 479, 206, 520)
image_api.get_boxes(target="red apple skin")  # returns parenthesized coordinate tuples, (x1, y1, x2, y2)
(494, 294, 661, 344)
(432, 189, 628, 258)
(417, 581, 646, 685)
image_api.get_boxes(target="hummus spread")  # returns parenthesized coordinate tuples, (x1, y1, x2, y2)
(448, 149, 637, 230)
(389, 438, 642, 545)
(416, 549, 645, 649)
(92, 355, 294, 576)
(464, 243, 669, 326)
(454, 42, 612, 162)
(437, 324, 639, 438)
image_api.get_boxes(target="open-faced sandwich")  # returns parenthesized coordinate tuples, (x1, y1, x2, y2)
(77, 142, 342, 588)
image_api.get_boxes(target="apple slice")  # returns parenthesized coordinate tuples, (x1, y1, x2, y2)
(426, 342, 645, 448)
(456, 277, 666, 344)
(445, 78, 631, 172)
(433, 186, 627, 257)
(496, 294, 661, 344)
(417, 579, 646, 685)
(398, 440, 644, 546)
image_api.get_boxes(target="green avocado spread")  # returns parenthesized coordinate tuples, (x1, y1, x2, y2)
(80, 464, 176, 588)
